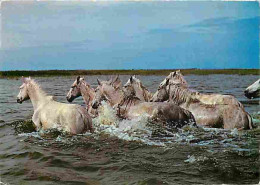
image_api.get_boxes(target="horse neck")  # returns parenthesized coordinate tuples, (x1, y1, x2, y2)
(133, 83, 152, 102)
(80, 82, 95, 106)
(179, 76, 188, 86)
(27, 82, 49, 110)
(144, 89, 153, 101)
(134, 86, 145, 101)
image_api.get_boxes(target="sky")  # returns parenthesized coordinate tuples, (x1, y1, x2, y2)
(0, 1, 259, 70)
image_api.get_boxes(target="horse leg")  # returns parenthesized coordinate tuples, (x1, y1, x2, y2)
(78, 106, 94, 133)
(32, 112, 41, 131)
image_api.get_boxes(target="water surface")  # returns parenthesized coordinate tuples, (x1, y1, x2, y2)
(0, 75, 259, 184)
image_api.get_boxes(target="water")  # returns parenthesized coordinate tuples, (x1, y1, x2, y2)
(0, 75, 259, 184)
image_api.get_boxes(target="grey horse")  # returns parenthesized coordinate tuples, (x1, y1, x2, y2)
(17, 77, 93, 134)
(244, 79, 260, 99)
(152, 78, 253, 130)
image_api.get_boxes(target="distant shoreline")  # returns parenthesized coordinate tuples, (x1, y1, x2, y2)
(0, 69, 259, 78)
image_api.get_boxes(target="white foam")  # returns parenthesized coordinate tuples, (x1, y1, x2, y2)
(92, 101, 165, 146)
(184, 155, 208, 163)
(18, 132, 43, 139)
(17, 101, 255, 153)
(230, 128, 239, 137)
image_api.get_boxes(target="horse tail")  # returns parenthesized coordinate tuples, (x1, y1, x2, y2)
(78, 106, 94, 133)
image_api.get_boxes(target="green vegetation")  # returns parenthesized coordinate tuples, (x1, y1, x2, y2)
(0, 69, 258, 78)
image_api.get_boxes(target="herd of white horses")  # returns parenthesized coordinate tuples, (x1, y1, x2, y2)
(16, 70, 260, 134)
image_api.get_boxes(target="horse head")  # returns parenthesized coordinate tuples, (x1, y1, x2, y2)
(66, 76, 83, 102)
(123, 76, 152, 102)
(160, 70, 188, 87)
(17, 76, 31, 104)
(92, 76, 122, 109)
(151, 78, 170, 102)
(244, 79, 260, 99)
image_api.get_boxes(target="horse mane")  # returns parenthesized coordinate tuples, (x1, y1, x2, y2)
(81, 80, 93, 90)
(120, 94, 141, 105)
(27, 79, 47, 97)
(169, 84, 198, 105)
(118, 89, 141, 117)
(79, 80, 95, 106)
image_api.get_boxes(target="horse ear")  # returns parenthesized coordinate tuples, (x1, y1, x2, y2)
(112, 75, 119, 82)
(22, 76, 30, 84)
(108, 76, 113, 84)
(130, 76, 133, 83)
(76, 76, 80, 84)
(166, 78, 170, 86)
(113, 75, 122, 89)
(97, 78, 101, 86)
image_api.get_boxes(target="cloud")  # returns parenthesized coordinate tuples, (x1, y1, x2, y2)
(181, 16, 259, 34)
(148, 16, 259, 35)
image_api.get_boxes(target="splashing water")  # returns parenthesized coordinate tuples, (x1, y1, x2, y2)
(93, 101, 120, 127)
(12, 100, 259, 154)
(93, 101, 165, 146)
(184, 155, 209, 163)
(14, 101, 258, 152)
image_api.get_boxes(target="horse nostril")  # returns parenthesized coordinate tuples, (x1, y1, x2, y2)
(66, 95, 74, 102)
(17, 98, 22, 104)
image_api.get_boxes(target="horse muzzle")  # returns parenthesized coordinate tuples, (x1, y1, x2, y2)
(66, 96, 73, 102)
(17, 98, 23, 104)
(244, 89, 259, 99)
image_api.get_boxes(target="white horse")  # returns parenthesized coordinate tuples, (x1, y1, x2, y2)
(244, 79, 260, 99)
(155, 70, 243, 107)
(16, 77, 93, 134)
(66, 76, 97, 117)
(152, 78, 253, 130)
(123, 76, 153, 102)
(92, 76, 196, 129)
